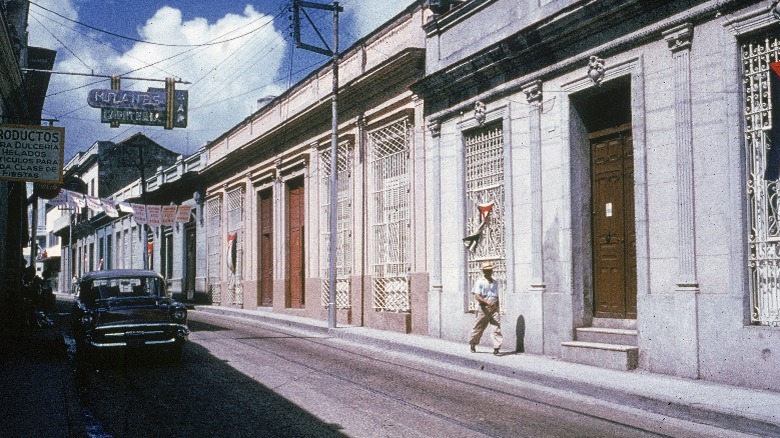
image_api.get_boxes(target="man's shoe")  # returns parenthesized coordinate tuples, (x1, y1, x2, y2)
(493, 348, 500, 355)
(469, 343, 476, 353)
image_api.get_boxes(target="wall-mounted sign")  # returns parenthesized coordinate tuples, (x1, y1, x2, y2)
(0, 124, 64, 183)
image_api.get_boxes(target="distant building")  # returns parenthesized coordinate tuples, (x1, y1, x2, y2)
(49, 134, 179, 291)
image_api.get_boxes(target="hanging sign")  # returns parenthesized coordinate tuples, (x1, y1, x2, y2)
(0, 124, 64, 183)
(88, 88, 187, 128)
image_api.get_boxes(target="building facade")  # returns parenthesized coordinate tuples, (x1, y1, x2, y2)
(1, 1, 55, 328)
(412, 0, 780, 390)
(195, 4, 430, 333)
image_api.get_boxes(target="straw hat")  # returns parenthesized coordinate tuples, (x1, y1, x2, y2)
(481, 261, 494, 271)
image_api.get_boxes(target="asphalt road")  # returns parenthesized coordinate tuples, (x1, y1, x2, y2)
(61, 309, 721, 438)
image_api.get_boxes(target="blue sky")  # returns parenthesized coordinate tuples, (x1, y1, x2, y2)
(27, 0, 413, 160)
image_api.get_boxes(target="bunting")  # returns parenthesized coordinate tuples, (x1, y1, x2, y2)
(47, 189, 195, 226)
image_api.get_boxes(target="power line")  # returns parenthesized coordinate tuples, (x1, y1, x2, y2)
(29, 9, 184, 80)
(30, 1, 270, 48)
(29, 14, 93, 71)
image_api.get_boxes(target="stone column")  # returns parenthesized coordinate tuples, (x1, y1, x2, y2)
(663, 23, 700, 379)
(427, 117, 443, 337)
(664, 24, 699, 291)
(522, 80, 545, 354)
(523, 80, 545, 291)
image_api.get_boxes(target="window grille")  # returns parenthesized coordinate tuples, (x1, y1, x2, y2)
(320, 141, 353, 309)
(206, 197, 223, 305)
(368, 119, 411, 312)
(226, 188, 244, 306)
(744, 35, 780, 326)
(464, 123, 506, 311)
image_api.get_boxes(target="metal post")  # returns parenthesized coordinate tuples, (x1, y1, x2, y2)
(138, 142, 148, 270)
(69, 209, 73, 292)
(328, 2, 340, 329)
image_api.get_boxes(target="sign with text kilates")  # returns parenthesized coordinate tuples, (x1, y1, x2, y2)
(89, 88, 187, 128)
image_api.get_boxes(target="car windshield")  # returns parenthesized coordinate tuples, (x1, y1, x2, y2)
(80, 276, 165, 302)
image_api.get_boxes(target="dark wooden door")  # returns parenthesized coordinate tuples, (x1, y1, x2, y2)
(591, 127, 637, 319)
(185, 226, 196, 294)
(286, 178, 305, 308)
(259, 189, 273, 307)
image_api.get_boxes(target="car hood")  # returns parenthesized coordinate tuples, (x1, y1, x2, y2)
(92, 297, 181, 326)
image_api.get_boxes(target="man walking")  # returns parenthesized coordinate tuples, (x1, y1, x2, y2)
(468, 261, 503, 355)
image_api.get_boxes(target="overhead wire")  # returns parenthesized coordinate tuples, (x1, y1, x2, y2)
(29, 14, 92, 72)
(29, 1, 276, 48)
(29, 9, 183, 80)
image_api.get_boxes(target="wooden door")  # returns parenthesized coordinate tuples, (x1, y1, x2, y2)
(286, 178, 305, 308)
(259, 189, 273, 307)
(591, 127, 637, 319)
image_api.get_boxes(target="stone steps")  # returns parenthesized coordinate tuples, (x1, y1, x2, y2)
(560, 318, 639, 371)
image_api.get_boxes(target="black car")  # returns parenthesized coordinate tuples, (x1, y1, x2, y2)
(72, 269, 189, 361)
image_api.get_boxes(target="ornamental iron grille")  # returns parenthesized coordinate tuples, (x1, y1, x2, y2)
(226, 187, 244, 306)
(320, 141, 353, 309)
(368, 119, 411, 312)
(744, 35, 780, 326)
(464, 122, 506, 312)
(206, 197, 222, 305)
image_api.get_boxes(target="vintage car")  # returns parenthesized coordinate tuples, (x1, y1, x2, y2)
(72, 269, 189, 361)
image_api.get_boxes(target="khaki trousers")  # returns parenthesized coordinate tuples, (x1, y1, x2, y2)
(469, 303, 503, 348)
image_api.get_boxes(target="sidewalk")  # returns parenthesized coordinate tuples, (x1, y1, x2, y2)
(195, 305, 780, 436)
(0, 298, 83, 438)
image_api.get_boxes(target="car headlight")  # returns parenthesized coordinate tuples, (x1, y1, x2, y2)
(172, 307, 187, 322)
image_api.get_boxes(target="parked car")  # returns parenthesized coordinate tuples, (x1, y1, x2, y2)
(72, 269, 189, 362)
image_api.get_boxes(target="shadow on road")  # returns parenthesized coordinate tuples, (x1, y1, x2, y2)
(69, 311, 349, 437)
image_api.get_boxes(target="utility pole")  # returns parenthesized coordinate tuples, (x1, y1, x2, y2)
(293, 0, 342, 329)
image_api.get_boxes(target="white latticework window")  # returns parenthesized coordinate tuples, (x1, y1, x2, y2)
(320, 141, 353, 309)
(464, 123, 506, 311)
(368, 119, 411, 312)
(744, 35, 780, 326)
(206, 197, 222, 305)
(226, 187, 244, 306)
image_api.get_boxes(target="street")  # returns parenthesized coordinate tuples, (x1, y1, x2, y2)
(53, 304, 749, 438)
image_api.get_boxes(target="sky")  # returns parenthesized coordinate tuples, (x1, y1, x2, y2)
(26, 0, 414, 161)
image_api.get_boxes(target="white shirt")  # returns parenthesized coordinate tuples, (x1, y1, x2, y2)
(472, 276, 498, 304)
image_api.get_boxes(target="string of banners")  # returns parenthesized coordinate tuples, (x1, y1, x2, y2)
(49, 189, 193, 227)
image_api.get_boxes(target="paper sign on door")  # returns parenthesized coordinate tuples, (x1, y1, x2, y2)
(606, 202, 613, 217)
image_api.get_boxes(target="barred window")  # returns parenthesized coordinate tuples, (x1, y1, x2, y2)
(464, 123, 506, 311)
(206, 196, 223, 305)
(320, 141, 353, 309)
(226, 187, 244, 306)
(368, 119, 411, 312)
(744, 35, 780, 326)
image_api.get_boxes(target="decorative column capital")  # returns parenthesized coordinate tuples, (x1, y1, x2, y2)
(522, 80, 543, 104)
(663, 23, 693, 52)
(428, 118, 441, 138)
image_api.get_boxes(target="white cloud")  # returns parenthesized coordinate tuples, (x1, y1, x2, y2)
(343, 0, 412, 37)
(26, 0, 412, 161)
(28, 2, 288, 160)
